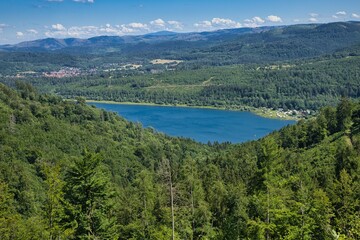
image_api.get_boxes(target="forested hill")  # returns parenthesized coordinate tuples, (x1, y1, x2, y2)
(1, 22, 360, 113)
(0, 83, 359, 239)
(1, 21, 360, 65)
(45, 54, 360, 111)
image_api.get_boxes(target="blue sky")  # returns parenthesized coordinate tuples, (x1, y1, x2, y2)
(0, 0, 359, 44)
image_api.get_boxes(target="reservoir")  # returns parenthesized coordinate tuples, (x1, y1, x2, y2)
(90, 102, 295, 143)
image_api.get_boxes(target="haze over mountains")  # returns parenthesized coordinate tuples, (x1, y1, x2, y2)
(1, 21, 359, 56)
(0, 26, 270, 51)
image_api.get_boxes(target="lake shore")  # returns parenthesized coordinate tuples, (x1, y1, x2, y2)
(86, 100, 300, 121)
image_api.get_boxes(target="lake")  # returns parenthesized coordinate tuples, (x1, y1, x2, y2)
(90, 102, 295, 143)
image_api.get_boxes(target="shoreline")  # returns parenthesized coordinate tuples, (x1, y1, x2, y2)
(86, 100, 299, 121)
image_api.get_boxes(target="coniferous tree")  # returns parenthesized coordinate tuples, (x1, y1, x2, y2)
(42, 163, 75, 239)
(64, 151, 118, 239)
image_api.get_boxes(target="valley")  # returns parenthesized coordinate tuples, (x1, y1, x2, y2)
(1, 22, 360, 116)
(0, 14, 359, 239)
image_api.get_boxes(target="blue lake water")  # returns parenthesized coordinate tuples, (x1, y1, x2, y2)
(90, 102, 295, 143)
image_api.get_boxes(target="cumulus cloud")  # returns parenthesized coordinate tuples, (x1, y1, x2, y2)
(309, 13, 318, 18)
(352, 13, 360, 18)
(252, 16, 265, 24)
(167, 20, 183, 30)
(98, 24, 121, 34)
(46, 25, 98, 37)
(128, 22, 148, 29)
(45, 22, 153, 38)
(333, 11, 347, 19)
(150, 18, 166, 27)
(16, 32, 24, 38)
(47, 0, 63, 2)
(211, 18, 241, 28)
(135, 19, 183, 31)
(194, 18, 241, 30)
(243, 16, 265, 27)
(117, 25, 137, 34)
(309, 18, 318, 22)
(27, 29, 38, 34)
(194, 20, 212, 29)
(52, 23, 66, 31)
(336, 11, 346, 15)
(267, 15, 282, 23)
(67, 26, 98, 37)
(118, 23, 149, 33)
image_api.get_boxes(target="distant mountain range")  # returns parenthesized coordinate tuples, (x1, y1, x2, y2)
(1, 21, 360, 66)
(0, 26, 277, 52)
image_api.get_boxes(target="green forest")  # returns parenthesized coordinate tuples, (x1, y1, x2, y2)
(5, 53, 358, 112)
(1, 22, 360, 112)
(0, 83, 359, 239)
(43, 55, 360, 111)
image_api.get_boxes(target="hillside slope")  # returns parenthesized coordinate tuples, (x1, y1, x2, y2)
(24, 54, 359, 111)
(0, 84, 359, 239)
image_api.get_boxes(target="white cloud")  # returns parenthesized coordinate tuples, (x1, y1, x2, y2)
(194, 20, 212, 29)
(333, 11, 347, 19)
(336, 11, 346, 15)
(45, 22, 152, 38)
(47, 0, 63, 2)
(309, 18, 318, 22)
(67, 25, 98, 37)
(77, 20, 181, 34)
(211, 18, 241, 28)
(27, 29, 38, 34)
(309, 13, 318, 18)
(252, 16, 265, 24)
(128, 22, 148, 29)
(73, 0, 94, 3)
(243, 16, 265, 27)
(150, 18, 166, 27)
(98, 24, 121, 34)
(194, 18, 241, 30)
(118, 23, 149, 33)
(16, 32, 24, 38)
(352, 13, 360, 18)
(167, 20, 183, 30)
(46, 25, 100, 37)
(52, 23, 66, 31)
(267, 15, 282, 23)
(243, 20, 254, 27)
(118, 25, 137, 34)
